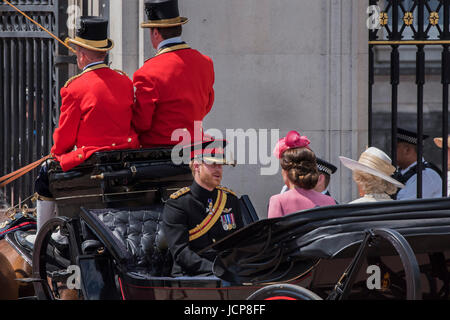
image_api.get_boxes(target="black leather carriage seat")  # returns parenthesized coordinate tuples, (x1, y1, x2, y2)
(79, 196, 260, 280)
(80, 205, 172, 277)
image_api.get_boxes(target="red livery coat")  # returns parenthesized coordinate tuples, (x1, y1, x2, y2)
(51, 64, 140, 172)
(133, 46, 215, 147)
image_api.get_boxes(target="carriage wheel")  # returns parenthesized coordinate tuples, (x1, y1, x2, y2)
(331, 228, 422, 300)
(31, 216, 83, 300)
(246, 284, 322, 300)
(367, 228, 422, 300)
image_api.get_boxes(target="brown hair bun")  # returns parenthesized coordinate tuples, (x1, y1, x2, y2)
(280, 147, 319, 190)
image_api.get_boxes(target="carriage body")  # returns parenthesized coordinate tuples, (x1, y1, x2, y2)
(32, 148, 274, 300)
(29, 148, 450, 300)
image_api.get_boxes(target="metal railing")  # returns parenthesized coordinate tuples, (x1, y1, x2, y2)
(0, 0, 70, 205)
(369, 0, 450, 198)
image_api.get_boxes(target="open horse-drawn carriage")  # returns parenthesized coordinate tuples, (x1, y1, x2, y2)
(3, 148, 450, 300)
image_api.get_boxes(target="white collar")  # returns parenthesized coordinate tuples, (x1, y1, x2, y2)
(157, 37, 183, 51)
(83, 61, 105, 71)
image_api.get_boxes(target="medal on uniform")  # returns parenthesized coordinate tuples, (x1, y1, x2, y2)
(221, 215, 229, 231)
(230, 213, 236, 230)
(226, 214, 232, 230)
(221, 213, 237, 231)
(206, 198, 213, 215)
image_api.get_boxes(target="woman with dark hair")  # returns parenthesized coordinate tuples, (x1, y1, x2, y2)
(268, 131, 336, 218)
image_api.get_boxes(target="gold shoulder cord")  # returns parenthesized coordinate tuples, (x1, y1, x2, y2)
(189, 190, 227, 241)
(216, 186, 237, 197)
(170, 187, 191, 200)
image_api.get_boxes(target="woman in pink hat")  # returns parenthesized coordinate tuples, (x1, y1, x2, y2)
(268, 131, 336, 219)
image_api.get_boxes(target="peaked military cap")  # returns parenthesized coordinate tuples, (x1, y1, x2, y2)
(65, 16, 114, 52)
(317, 158, 337, 176)
(141, 0, 188, 28)
(179, 135, 236, 166)
(397, 127, 429, 145)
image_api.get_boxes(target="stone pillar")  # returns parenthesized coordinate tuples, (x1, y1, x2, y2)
(108, 0, 140, 76)
(325, 0, 369, 204)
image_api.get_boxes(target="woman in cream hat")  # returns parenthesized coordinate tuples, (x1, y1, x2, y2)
(340, 147, 405, 204)
(433, 136, 450, 196)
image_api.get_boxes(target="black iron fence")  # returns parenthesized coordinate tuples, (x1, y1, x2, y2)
(369, 0, 450, 198)
(0, 0, 70, 206)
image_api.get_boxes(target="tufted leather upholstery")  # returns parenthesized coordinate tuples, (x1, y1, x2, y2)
(90, 205, 172, 276)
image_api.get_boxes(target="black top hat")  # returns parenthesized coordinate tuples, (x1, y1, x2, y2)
(65, 16, 114, 52)
(397, 128, 429, 145)
(141, 0, 188, 28)
(317, 158, 337, 176)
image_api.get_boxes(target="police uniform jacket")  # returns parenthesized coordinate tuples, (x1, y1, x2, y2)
(396, 159, 442, 200)
(133, 44, 215, 148)
(51, 64, 140, 171)
(162, 181, 243, 277)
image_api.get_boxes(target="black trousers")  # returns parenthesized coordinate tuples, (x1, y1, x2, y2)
(35, 162, 53, 198)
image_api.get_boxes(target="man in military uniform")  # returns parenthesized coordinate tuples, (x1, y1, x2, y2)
(393, 128, 442, 200)
(26, 17, 139, 245)
(133, 0, 215, 148)
(162, 140, 243, 277)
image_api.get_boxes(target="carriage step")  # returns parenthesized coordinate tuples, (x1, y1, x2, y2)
(15, 278, 47, 284)
(18, 296, 38, 300)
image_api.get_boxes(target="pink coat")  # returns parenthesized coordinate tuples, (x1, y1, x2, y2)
(268, 188, 336, 219)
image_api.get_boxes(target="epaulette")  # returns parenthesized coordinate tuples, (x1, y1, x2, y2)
(216, 186, 237, 197)
(64, 73, 83, 88)
(114, 69, 129, 78)
(170, 187, 191, 200)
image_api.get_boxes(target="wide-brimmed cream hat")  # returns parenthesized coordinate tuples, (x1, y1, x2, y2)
(339, 147, 405, 188)
(434, 136, 450, 149)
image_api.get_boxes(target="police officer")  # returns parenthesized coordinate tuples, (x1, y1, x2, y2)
(133, 0, 215, 148)
(25, 17, 139, 245)
(314, 158, 338, 201)
(393, 128, 442, 200)
(162, 139, 243, 277)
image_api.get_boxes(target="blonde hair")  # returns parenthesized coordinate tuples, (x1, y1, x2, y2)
(352, 170, 398, 195)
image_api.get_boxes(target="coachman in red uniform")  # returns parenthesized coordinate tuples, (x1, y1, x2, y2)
(24, 17, 139, 246)
(133, 0, 215, 148)
(54, 18, 139, 171)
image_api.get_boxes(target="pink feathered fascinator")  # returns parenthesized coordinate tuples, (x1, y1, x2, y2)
(273, 130, 311, 159)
